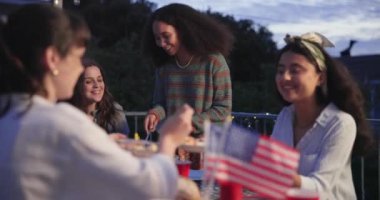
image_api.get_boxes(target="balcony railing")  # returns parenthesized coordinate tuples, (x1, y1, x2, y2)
(125, 111, 379, 200)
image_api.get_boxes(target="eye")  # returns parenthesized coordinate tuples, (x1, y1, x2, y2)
(154, 36, 161, 43)
(276, 66, 285, 74)
(84, 78, 95, 85)
(162, 33, 171, 40)
(289, 65, 302, 74)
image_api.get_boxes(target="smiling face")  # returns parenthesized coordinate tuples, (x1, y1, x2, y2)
(276, 51, 324, 104)
(152, 20, 181, 56)
(82, 66, 105, 104)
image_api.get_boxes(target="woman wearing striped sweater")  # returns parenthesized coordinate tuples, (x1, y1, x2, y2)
(142, 3, 234, 138)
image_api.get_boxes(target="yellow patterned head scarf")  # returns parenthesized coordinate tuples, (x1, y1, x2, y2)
(284, 32, 334, 71)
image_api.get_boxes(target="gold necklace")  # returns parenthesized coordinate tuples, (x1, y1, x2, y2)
(175, 55, 194, 69)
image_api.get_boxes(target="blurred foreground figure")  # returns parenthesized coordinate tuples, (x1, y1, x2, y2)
(0, 4, 193, 200)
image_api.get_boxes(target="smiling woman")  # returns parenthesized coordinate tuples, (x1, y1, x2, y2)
(271, 32, 373, 199)
(142, 3, 234, 137)
(68, 58, 130, 135)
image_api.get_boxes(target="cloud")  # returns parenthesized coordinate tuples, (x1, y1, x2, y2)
(150, 0, 380, 56)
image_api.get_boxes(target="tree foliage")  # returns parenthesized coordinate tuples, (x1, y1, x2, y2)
(65, 0, 282, 113)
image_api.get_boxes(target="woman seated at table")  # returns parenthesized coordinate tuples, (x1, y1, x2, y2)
(0, 4, 194, 199)
(68, 58, 130, 136)
(271, 32, 373, 199)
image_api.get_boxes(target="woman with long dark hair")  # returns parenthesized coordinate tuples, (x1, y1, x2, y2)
(69, 58, 130, 135)
(271, 32, 373, 199)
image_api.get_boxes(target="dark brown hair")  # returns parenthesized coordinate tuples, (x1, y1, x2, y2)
(68, 58, 120, 133)
(142, 3, 234, 66)
(276, 41, 374, 156)
(0, 4, 90, 116)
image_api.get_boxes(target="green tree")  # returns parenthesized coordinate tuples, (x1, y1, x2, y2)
(66, 0, 281, 113)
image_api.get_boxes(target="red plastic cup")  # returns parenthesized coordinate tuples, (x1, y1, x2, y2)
(176, 160, 191, 177)
(219, 181, 242, 200)
(286, 188, 319, 200)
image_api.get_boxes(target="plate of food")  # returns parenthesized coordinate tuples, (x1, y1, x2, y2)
(178, 137, 205, 153)
(117, 139, 158, 157)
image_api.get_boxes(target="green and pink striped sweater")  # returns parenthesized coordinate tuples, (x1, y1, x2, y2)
(149, 53, 232, 136)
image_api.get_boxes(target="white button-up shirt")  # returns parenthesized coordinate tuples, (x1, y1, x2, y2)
(272, 103, 356, 200)
(0, 94, 178, 200)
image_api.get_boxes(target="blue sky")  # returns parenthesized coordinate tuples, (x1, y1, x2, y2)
(150, 0, 380, 57)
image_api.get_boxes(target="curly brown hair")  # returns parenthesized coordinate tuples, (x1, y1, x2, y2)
(142, 3, 234, 66)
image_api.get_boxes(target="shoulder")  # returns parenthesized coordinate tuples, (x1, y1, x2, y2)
(204, 53, 229, 74)
(33, 98, 100, 133)
(316, 103, 356, 143)
(207, 53, 227, 66)
(55, 102, 91, 123)
(276, 105, 294, 119)
(319, 103, 355, 128)
(113, 102, 124, 111)
(20, 96, 106, 141)
(112, 102, 127, 121)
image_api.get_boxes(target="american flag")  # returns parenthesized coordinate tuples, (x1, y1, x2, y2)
(204, 122, 300, 199)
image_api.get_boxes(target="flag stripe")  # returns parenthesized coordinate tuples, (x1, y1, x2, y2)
(205, 164, 291, 194)
(257, 138, 300, 162)
(205, 156, 293, 188)
(254, 146, 299, 170)
(204, 124, 300, 199)
(251, 156, 296, 176)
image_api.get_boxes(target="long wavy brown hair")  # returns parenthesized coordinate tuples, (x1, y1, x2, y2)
(275, 40, 374, 156)
(68, 58, 119, 133)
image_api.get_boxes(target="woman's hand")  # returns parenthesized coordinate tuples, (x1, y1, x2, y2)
(109, 133, 126, 143)
(144, 113, 159, 133)
(158, 104, 194, 156)
(292, 173, 301, 188)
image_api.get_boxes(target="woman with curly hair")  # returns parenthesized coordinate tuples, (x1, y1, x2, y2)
(271, 32, 373, 199)
(69, 58, 130, 135)
(142, 3, 234, 137)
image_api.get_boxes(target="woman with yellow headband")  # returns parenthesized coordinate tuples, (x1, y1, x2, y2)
(271, 32, 373, 199)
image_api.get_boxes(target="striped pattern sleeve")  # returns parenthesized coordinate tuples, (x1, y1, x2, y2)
(148, 70, 166, 121)
(192, 54, 232, 134)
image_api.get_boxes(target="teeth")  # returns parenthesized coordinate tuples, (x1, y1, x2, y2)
(164, 46, 171, 51)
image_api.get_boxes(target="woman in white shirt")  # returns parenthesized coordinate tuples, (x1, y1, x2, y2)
(271, 32, 373, 199)
(0, 4, 193, 200)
